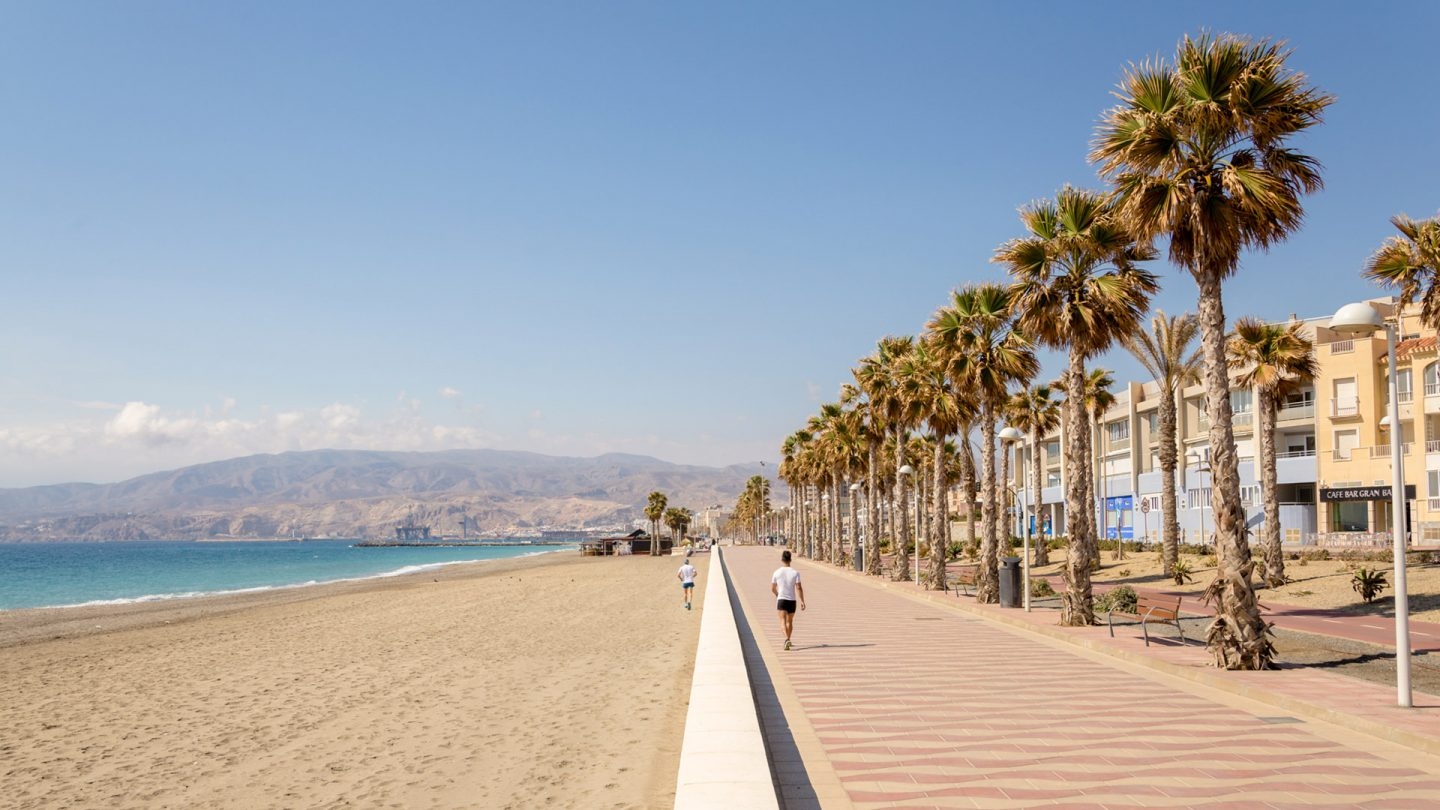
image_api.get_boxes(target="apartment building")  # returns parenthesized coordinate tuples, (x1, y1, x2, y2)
(1008, 296, 1440, 547)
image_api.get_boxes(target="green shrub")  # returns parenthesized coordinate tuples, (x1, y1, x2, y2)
(1095, 585, 1137, 614)
(1352, 567, 1388, 603)
(1029, 578, 1056, 597)
(1171, 559, 1195, 585)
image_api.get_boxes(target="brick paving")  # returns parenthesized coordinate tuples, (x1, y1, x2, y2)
(724, 546, 1440, 809)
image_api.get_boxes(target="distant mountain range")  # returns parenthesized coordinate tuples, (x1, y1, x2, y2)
(0, 450, 772, 542)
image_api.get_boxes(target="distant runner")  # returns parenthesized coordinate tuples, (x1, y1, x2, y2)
(677, 556, 697, 610)
(770, 550, 805, 650)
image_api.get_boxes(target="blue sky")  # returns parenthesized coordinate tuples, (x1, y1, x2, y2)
(1, 1, 1437, 487)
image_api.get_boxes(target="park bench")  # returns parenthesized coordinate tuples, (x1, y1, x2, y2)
(949, 565, 979, 596)
(1107, 593, 1185, 646)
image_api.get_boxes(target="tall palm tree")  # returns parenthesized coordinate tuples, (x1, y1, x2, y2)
(1094, 32, 1332, 669)
(1125, 311, 1201, 575)
(1363, 212, 1440, 328)
(1228, 317, 1317, 588)
(1008, 385, 1061, 566)
(1079, 368, 1118, 562)
(1000, 186, 1157, 625)
(645, 491, 668, 556)
(898, 339, 976, 589)
(855, 337, 917, 577)
(928, 284, 1038, 603)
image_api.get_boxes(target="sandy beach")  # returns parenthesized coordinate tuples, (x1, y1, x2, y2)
(0, 550, 704, 809)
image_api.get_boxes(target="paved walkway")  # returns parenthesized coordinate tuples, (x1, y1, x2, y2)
(724, 546, 1440, 809)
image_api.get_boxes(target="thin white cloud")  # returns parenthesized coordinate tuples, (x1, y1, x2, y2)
(440, 386, 462, 399)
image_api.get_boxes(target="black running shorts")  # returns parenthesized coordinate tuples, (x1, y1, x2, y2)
(777, 598, 797, 614)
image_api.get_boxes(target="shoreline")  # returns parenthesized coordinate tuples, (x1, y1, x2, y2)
(2, 551, 704, 808)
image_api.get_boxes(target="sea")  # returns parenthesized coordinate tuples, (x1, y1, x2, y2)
(0, 540, 574, 612)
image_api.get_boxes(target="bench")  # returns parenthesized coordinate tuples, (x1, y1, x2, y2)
(949, 565, 978, 596)
(1107, 593, 1185, 646)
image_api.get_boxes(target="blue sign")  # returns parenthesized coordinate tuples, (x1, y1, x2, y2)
(1105, 525, 1135, 540)
(1105, 495, 1133, 512)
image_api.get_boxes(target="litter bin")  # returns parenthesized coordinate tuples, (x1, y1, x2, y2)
(998, 556, 1022, 608)
(854, 543, 864, 572)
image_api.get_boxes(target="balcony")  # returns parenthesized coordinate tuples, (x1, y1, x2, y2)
(1277, 402, 1315, 422)
(1332, 447, 1358, 461)
(1330, 339, 1355, 354)
(1427, 383, 1440, 415)
(1429, 498, 1440, 513)
(1330, 397, 1361, 420)
(1428, 440, 1440, 455)
(1369, 443, 1411, 458)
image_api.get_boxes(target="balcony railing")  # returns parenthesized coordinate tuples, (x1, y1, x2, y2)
(1233, 411, 1253, 426)
(1429, 498, 1440, 512)
(1369, 443, 1411, 458)
(1332, 447, 1357, 461)
(1330, 397, 1360, 418)
(1427, 382, 1440, 397)
(1428, 440, 1440, 454)
(1330, 339, 1355, 354)
(1277, 402, 1315, 420)
(1276, 449, 1316, 459)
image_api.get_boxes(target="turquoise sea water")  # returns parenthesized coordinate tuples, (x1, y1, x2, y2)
(0, 540, 574, 611)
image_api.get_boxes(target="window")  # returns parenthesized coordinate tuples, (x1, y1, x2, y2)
(1187, 487, 1211, 510)
(1284, 389, 1315, 407)
(1107, 420, 1129, 443)
(1389, 368, 1414, 404)
(1333, 378, 1358, 417)
(1240, 485, 1260, 506)
(1145, 412, 1159, 433)
(1426, 363, 1440, 397)
(1045, 471, 1061, 487)
(1230, 389, 1253, 414)
(1334, 429, 1359, 460)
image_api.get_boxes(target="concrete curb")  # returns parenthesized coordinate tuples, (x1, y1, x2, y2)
(674, 547, 779, 810)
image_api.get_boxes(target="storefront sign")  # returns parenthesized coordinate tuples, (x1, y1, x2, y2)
(1319, 485, 1416, 502)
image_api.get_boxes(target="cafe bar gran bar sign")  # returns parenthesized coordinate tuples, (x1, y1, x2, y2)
(1319, 485, 1417, 502)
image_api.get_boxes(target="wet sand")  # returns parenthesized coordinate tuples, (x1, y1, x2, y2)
(0, 550, 704, 809)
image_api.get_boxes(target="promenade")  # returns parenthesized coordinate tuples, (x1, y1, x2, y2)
(722, 546, 1440, 809)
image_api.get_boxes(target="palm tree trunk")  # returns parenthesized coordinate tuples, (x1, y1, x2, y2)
(1031, 428, 1050, 567)
(1259, 390, 1285, 587)
(893, 433, 911, 579)
(960, 436, 976, 552)
(977, 411, 1000, 603)
(1159, 389, 1181, 574)
(931, 434, 949, 590)
(1084, 412, 1099, 568)
(1060, 349, 1095, 625)
(1195, 268, 1272, 670)
(866, 442, 883, 576)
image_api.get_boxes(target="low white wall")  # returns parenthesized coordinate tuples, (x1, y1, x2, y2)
(673, 547, 778, 809)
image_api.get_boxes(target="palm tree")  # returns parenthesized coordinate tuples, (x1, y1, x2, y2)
(1363, 212, 1440, 328)
(1125, 311, 1201, 576)
(1008, 385, 1061, 566)
(1228, 317, 1316, 588)
(645, 491, 668, 556)
(1079, 368, 1118, 562)
(665, 506, 693, 547)
(928, 283, 1038, 603)
(1000, 186, 1157, 625)
(898, 339, 976, 589)
(1094, 32, 1332, 669)
(855, 338, 917, 577)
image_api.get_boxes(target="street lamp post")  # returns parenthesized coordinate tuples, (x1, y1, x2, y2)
(1000, 427, 1031, 611)
(1331, 301, 1412, 708)
(1187, 450, 1211, 546)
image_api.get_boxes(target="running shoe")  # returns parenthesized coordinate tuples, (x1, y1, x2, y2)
(784, 640, 792, 651)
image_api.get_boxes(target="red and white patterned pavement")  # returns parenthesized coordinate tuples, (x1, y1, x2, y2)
(724, 546, 1440, 809)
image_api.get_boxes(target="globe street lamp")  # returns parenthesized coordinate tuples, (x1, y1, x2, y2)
(1000, 426, 1031, 611)
(1330, 300, 1412, 709)
(898, 464, 916, 584)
